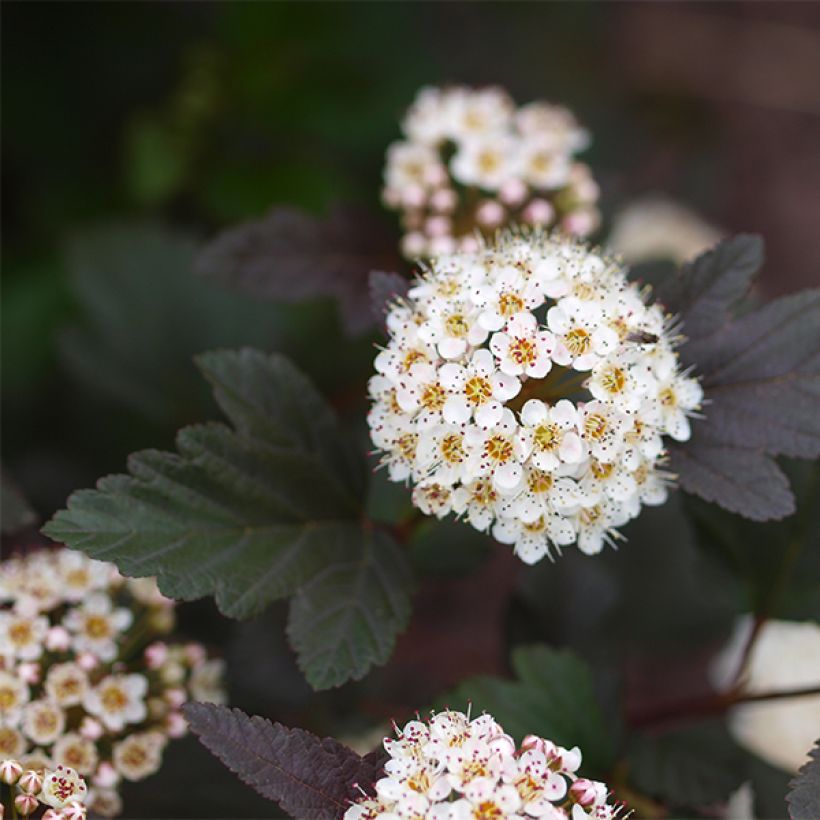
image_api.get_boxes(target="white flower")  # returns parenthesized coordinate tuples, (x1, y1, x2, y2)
(0, 725, 26, 757)
(0, 612, 48, 661)
(83, 674, 147, 732)
(187, 659, 226, 705)
(52, 732, 99, 776)
(22, 699, 65, 745)
(344, 709, 623, 820)
(57, 552, 112, 602)
(44, 663, 89, 708)
(62, 592, 133, 662)
(0, 671, 29, 726)
(40, 765, 88, 809)
(112, 731, 166, 781)
(451, 134, 519, 191)
(368, 231, 702, 564)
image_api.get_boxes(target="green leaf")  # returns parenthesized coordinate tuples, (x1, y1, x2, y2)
(440, 645, 616, 776)
(627, 721, 748, 807)
(288, 527, 413, 690)
(43, 349, 412, 688)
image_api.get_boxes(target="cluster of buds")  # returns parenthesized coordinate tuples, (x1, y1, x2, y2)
(0, 548, 226, 817)
(345, 708, 624, 819)
(382, 85, 600, 260)
(369, 230, 702, 562)
(1, 759, 86, 819)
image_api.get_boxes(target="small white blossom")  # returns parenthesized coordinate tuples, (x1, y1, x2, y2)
(40, 764, 88, 809)
(62, 593, 133, 663)
(83, 675, 147, 733)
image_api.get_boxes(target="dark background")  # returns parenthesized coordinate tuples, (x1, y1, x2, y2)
(3, 3, 819, 817)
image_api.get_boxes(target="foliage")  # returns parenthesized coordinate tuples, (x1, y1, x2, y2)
(788, 741, 820, 820)
(184, 703, 385, 819)
(44, 349, 413, 689)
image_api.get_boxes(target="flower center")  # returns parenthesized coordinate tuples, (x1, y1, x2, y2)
(523, 516, 547, 534)
(499, 292, 524, 316)
(440, 434, 465, 464)
(583, 414, 608, 440)
(590, 461, 613, 480)
(9, 621, 33, 646)
(396, 433, 418, 462)
(528, 470, 553, 493)
(464, 376, 493, 405)
(564, 327, 592, 356)
(0, 686, 17, 710)
(420, 383, 447, 411)
(85, 615, 111, 640)
(508, 337, 537, 366)
(659, 387, 677, 407)
(477, 150, 501, 174)
(445, 314, 469, 338)
(101, 686, 128, 712)
(580, 505, 603, 526)
(599, 366, 626, 393)
(474, 800, 504, 819)
(534, 423, 560, 451)
(471, 480, 497, 506)
(484, 435, 513, 463)
(402, 349, 428, 372)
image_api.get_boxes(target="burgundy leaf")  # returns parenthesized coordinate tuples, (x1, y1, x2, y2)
(184, 703, 385, 819)
(788, 740, 820, 820)
(196, 204, 404, 336)
(660, 235, 819, 520)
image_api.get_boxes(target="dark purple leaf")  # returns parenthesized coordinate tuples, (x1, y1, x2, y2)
(196, 204, 403, 336)
(183, 703, 385, 819)
(788, 740, 820, 820)
(659, 234, 819, 520)
(658, 234, 763, 340)
(668, 440, 795, 521)
(369, 271, 410, 330)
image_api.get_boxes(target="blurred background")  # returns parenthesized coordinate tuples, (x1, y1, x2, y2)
(3, 3, 819, 817)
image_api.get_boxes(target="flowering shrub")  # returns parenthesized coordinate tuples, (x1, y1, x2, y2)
(383, 86, 599, 259)
(345, 709, 623, 820)
(369, 230, 701, 561)
(0, 548, 225, 817)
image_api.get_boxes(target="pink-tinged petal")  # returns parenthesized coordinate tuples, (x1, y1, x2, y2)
(551, 341, 573, 366)
(439, 337, 467, 359)
(475, 401, 503, 428)
(491, 372, 521, 401)
(439, 362, 467, 390)
(591, 326, 619, 354)
(494, 462, 522, 491)
(532, 450, 560, 472)
(521, 399, 548, 426)
(479, 310, 505, 332)
(507, 311, 537, 336)
(443, 396, 472, 425)
(546, 306, 570, 335)
(559, 432, 584, 463)
(526, 356, 552, 379)
(471, 347, 495, 377)
(489, 332, 512, 358)
(500, 357, 524, 377)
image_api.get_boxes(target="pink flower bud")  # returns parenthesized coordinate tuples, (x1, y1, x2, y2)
(570, 778, 598, 807)
(17, 662, 40, 685)
(401, 185, 427, 210)
(166, 711, 188, 739)
(164, 688, 187, 709)
(42, 810, 64, 820)
(94, 762, 119, 789)
(63, 802, 87, 820)
(521, 734, 547, 754)
(425, 216, 452, 239)
(382, 187, 402, 208)
(429, 235, 457, 256)
(184, 643, 206, 666)
(459, 235, 481, 253)
(45, 626, 71, 652)
(499, 178, 528, 207)
(19, 769, 43, 794)
(423, 164, 448, 188)
(475, 199, 506, 228)
(562, 208, 598, 237)
(401, 232, 427, 258)
(430, 188, 457, 213)
(15, 793, 39, 816)
(79, 716, 103, 741)
(522, 198, 554, 226)
(144, 642, 168, 670)
(0, 759, 23, 784)
(76, 652, 98, 672)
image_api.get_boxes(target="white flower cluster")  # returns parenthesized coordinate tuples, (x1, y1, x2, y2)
(344, 709, 624, 820)
(0, 548, 226, 818)
(1, 758, 87, 818)
(368, 231, 702, 562)
(382, 85, 600, 260)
